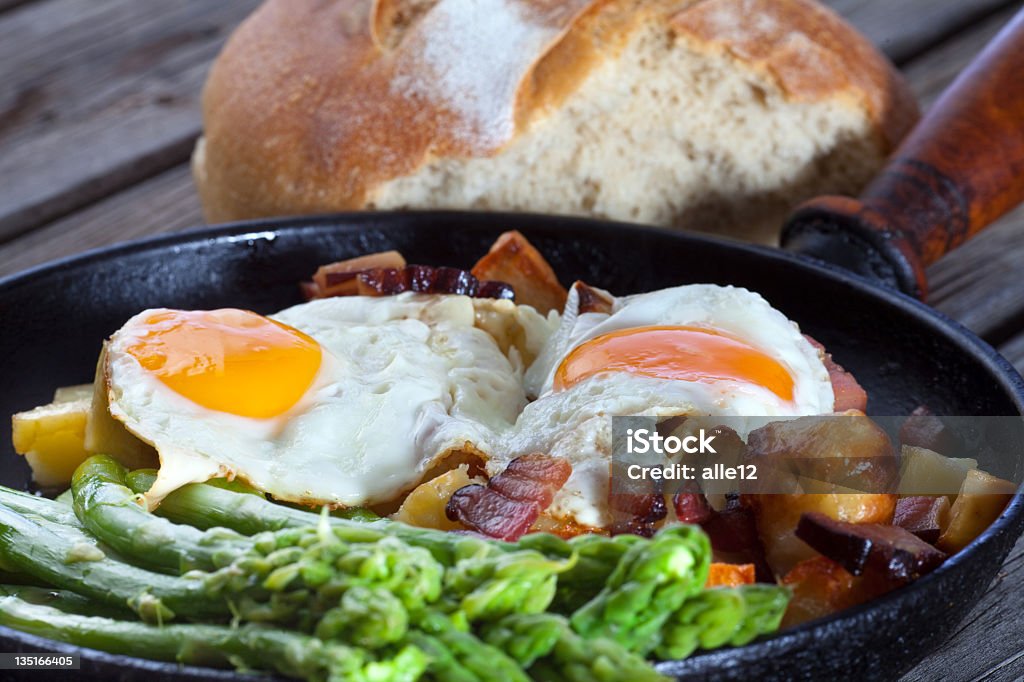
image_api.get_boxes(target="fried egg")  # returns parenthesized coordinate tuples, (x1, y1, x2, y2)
(498, 283, 835, 527)
(104, 294, 536, 507)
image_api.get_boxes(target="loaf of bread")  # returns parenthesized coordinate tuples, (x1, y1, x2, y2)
(193, 0, 918, 243)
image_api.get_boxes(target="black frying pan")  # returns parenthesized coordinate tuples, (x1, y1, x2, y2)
(1, 9, 1023, 682)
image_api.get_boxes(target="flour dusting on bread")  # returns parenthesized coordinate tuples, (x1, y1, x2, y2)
(392, 0, 568, 148)
(194, 0, 918, 243)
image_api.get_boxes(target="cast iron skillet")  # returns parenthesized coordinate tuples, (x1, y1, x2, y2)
(1, 9, 1023, 682)
(0, 213, 1022, 682)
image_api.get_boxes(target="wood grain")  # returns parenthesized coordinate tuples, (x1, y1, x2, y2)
(0, 0, 35, 14)
(901, 535, 1024, 682)
(822, 0, 1017, 63)
(0, 0, 259, 242)
(0, 165, 201, 278)
(0, 2, 1022, 681)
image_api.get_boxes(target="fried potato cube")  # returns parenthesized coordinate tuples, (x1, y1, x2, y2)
(937, 469, 1015, 553)
(743, 414, 897, 575)
(392, 465, 477, 531)
(12, 396, 92, 487)
(898, 445, 976, 502)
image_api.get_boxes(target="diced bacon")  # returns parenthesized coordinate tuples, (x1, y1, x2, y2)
(700, 497, 774, 581)
(608, 487, 668, 538)
(893, 496, 951, 544)
(804, 335, 868, 412)
(572, 281, 614, 315)
(446, 454, 572, 541)
(796, 511, 946, 582)
(899, 405, 959, 453)
(673, 492, 714, 524)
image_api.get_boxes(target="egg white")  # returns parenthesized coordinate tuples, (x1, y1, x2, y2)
(497, 283, 835, 527)
(106, 294, 533, 508)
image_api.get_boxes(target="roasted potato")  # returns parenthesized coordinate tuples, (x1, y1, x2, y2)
(743, 413, 898, 575)
(898, 445, 976, 502)
(392, 465, 477, 531)
(937, 469, 1016, 553)
(12, 394, 92, 487)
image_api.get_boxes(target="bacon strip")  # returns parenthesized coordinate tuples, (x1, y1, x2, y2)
(804, 335, 868, 412)
(446, 454, 572, 541)
(354, 265, 514, 300)
(313, 250, 407, 297)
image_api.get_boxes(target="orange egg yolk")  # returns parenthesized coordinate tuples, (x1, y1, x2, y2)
(553, 325, 794, 400)
(126, 309, 322, 419)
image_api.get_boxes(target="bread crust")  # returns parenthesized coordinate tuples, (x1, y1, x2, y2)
(195, 0, 917, 223)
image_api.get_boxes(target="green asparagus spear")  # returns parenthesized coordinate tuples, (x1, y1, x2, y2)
(542, 533, 643, 614)
(0, 584, 132, 619)
(0, 594, 431, 682)
(0, 486, 82, 527)
(482, 612, 669, 680)
(655, 588, 744, 659)
(406, 608, 532, 682)
(127, 468, 636, 610)
(654, 584, 791, 660)
(569, 525, 711, 654)
(0, 503, 221, 623)
(527, 617, 669, 682)
(444, 548, 573, 622)
(728, 584, 790, 647)
(126, 468, 501, 567)
(72, 455, 250, 573)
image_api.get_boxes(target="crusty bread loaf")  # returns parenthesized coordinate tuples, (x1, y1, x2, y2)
(193, 0, 918, 243)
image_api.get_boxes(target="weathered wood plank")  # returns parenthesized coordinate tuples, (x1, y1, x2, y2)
(0, 0, 1016, 246)
(822, 0, 1016, 64)
(0, 0, 259, 242)
(901, 535, 1024, 682)
(0, 165, 201, 278)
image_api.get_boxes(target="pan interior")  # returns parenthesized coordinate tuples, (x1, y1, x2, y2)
(1, 212, 1021, 486)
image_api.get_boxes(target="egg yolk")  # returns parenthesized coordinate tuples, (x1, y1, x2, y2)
(553, 325, 795, 400)
(127, 309, 322, 419)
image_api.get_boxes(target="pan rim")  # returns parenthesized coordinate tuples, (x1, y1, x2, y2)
(1, 209, 1022, 677)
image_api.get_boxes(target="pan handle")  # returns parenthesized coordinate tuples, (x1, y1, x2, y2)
(781, 8, 1024, 301)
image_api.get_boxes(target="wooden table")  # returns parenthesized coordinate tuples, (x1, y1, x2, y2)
(1, 1, 1022, 679)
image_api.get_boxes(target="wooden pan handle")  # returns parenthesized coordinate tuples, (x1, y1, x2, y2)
(781, 9, 1024, 300)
